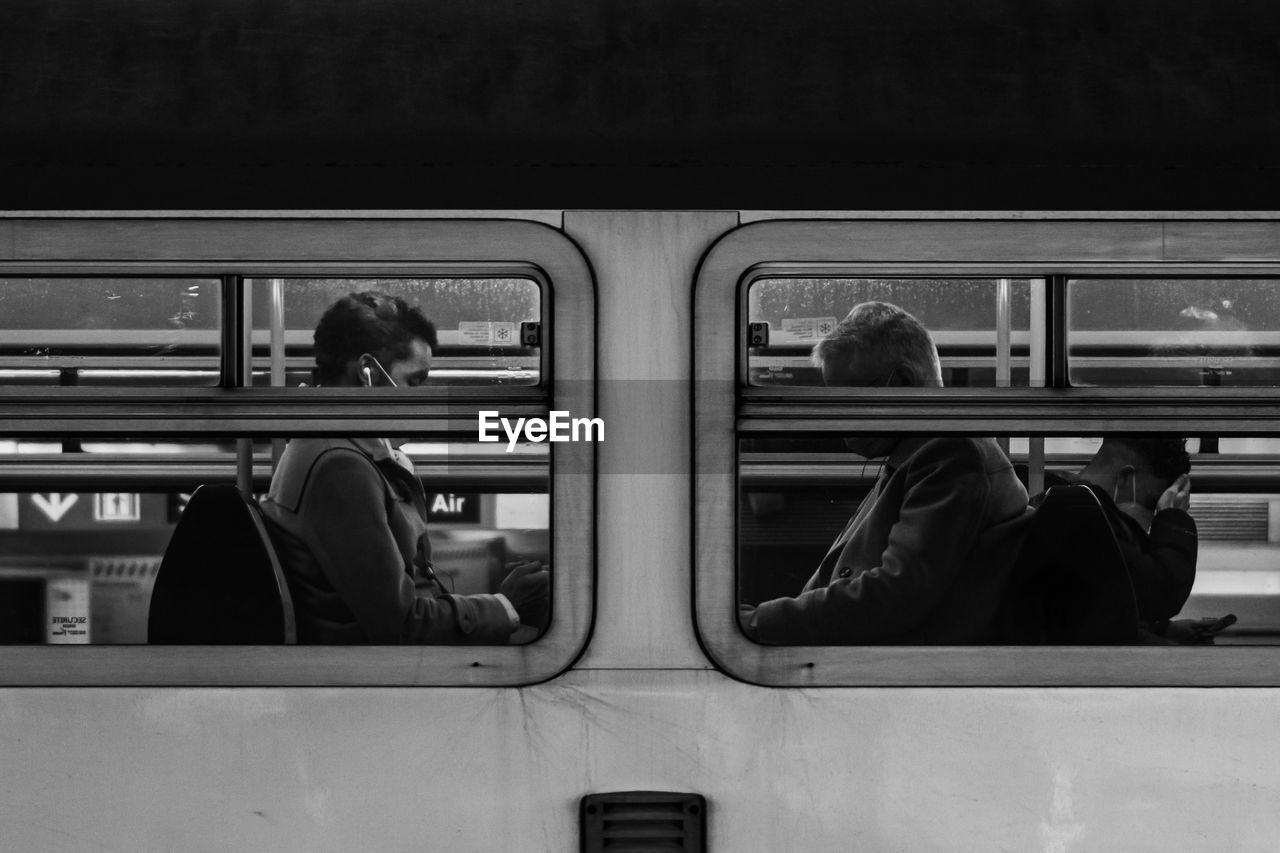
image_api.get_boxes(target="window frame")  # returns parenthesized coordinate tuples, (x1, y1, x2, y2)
(0, 217, 596, 686)
(694, 218, 1280, 686)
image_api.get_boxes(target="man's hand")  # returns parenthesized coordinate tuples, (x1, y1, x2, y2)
(1157, 473, 1192, 513)
(499, 560, 550, 629)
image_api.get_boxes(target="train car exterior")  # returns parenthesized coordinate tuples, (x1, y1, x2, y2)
(6, 2, 1280, 851)
(0, 211, 1278, 852)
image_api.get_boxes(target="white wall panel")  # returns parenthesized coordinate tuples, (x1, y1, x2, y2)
(2, 673, 1278, 852)
(564, 211, 738, 670)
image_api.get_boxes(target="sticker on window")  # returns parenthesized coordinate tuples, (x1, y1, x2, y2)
(459, 321, 519, 346)
(779, 317, 839, 342)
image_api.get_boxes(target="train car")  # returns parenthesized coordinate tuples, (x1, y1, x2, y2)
(3, 3, 1280, 851)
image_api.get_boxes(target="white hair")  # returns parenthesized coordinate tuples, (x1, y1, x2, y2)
(811, 301, 943, 387)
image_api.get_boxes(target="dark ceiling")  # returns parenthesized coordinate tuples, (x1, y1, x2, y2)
(3, 0, 1278, 208)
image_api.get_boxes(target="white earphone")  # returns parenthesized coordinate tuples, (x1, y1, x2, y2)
(359, 354, 398, 388)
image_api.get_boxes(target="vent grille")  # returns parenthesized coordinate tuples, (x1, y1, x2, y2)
(581, 792, 705, 853)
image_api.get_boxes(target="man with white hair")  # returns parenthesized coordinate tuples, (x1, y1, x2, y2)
(740, 302, 1032, 644)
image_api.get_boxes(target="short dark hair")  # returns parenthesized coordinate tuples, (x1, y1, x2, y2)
(1106, 438, 1192, 487)
(312, 291, 438, 385)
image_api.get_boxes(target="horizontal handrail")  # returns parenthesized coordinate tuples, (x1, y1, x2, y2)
(0, 394, 551, 437)
(739, 388, 1280, 431)
(739, 456, 1280, 493)
(0, 455, 549, 491)
(743, 386, 1280, 402)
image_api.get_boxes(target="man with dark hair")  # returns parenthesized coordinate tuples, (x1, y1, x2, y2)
(1035, 437, 1197, 627)
(311, 292, 440, 388)
(260, 291, 549, 644)
(739, 302, 1032, 644)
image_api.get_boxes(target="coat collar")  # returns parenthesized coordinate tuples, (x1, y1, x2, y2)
(271, 437, 417, 513)
(350, 437, 418, 478)
(349, 437, 395, 462)
(884, 436, 930, 472)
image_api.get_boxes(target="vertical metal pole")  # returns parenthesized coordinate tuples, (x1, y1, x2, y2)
(235, 277, 254, 498)
(270, 279, 286, 387)
(1029, 278, 1047, 389)
(220, 274, 242, 389)
(1048, 275, 1069, 389)
(236, 441, 254, 497)
(1046, 274, 1071, 495)
(1028, 438, 1045, 498)
(269, 278, 287, 467)
(995, 278, 1011, 388)
(1028, 278, 1047, 495)
(995, 278, 1011, 455)
(242, 279, 254, 387)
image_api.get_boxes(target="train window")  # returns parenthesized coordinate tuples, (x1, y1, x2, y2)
(247, 277, 541, 387)
(1068, 278, 1280, 386)
(738, 433, 1280, 646)
(749, 277, 1038, 387)
(0, 217, 595, 685)
(0, 436, 550, 646)
(696, 219, 1280, 685)
(0, 277, 221, 387)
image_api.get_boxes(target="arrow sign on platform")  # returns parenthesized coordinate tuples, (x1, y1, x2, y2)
(32, 493, 78, 523)
(94, 492, 140, 522)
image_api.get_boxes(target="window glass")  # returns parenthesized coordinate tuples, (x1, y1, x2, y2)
(0, 277, 221, 386)
(0, 437, 549, 644)
(1068, 278, 1280, 386)
(0, 439, 235, 644)
(747, 277, 1038, 387)
(248, 278, 541, 387)
(738, 434, 1275, 645)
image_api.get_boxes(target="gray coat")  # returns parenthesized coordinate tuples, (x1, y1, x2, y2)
(748, 436, 1032, 644)
(260, 437, 514, 644)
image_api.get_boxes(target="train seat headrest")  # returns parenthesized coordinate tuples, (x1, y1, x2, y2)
(997, 484, 1140, 645)
(148, 484, 296, 644)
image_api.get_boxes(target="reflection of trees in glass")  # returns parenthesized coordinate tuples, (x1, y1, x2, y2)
(252, 278, 540, 333)
(748, 279, 1032, 331)
(0, 279, 219, 331)
(1069, 279, 1280, 332)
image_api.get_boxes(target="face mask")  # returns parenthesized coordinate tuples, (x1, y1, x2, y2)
(840, 374, 899, 458)
(1112, 466, 1138, 507)
(1112, 466, 1136, 506)
(1113, 466, 1153, 530)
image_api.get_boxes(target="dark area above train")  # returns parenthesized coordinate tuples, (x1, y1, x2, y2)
(3, 0, 1280, 208)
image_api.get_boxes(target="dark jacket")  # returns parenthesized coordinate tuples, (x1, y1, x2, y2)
(259, 437, 515, 644)
(1034, 474, 1197, 623)
(747, 436, 1033, 644)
